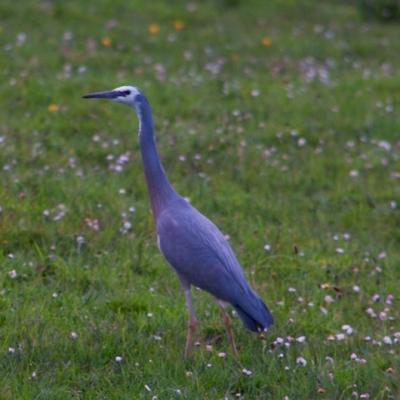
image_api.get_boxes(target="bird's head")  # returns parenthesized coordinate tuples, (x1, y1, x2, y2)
(83, 85, 142, 108)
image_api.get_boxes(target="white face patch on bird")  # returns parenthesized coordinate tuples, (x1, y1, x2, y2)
(82, 85, 141, 107)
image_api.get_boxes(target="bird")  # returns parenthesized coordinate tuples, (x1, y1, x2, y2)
(83, 85, 273, 357)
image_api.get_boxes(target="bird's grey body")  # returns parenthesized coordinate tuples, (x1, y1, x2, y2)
(83, 85, 273, 355)
(157, 200, 272, 331)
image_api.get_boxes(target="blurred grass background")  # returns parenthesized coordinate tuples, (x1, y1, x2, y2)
(0, 0, 399, 398)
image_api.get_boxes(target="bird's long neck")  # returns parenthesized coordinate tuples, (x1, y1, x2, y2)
(135, 96, 176, 219)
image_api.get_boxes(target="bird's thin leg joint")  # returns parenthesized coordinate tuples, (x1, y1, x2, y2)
(217, 300, 238, 357)
(184, 288, 198, 358)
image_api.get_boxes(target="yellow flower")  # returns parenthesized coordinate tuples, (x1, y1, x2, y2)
(101, 36, 112, 46)
(261, 36, 272, 46)
(48, 103, 59, 113)
(173, 20, 185, 30)
(148, 23, 160, 34)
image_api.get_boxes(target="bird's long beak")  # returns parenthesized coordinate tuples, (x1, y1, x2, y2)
(82, 90, 120, 99)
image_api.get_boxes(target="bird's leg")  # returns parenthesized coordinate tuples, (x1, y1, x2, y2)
(184, 288, 198, 358)
(217, 300, 239, 358)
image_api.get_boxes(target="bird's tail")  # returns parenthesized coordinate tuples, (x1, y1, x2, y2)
(234, 292, 273, 332)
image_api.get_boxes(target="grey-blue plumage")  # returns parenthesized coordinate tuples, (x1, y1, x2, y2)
(157, 201, 273, 332)
(83, 85, 273, 355)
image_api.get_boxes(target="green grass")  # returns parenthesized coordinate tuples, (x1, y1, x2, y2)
(1, 0, 399, 398)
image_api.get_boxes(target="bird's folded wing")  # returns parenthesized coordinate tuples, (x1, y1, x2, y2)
(157, 205, 250, 303)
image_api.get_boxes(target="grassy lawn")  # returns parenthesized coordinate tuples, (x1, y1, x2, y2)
(0, 0, 399, 398)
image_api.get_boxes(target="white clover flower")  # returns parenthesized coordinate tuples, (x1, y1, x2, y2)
(342, 324, 353, 335)
(263, 244, 271, 252)
(324, 295, 334, 304)
(383, 336, 393, 345)
(349, 170, 359, 177)
(8, 269, 17, 279)
(371, 294, 380, 302)
(242, 368, 253, 376)
(296, 356, 307, 366)
(335, 333, 345, 341)
(297, 138, 306, 146)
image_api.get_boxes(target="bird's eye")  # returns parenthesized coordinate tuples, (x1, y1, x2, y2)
(122, 90, 131, 96)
